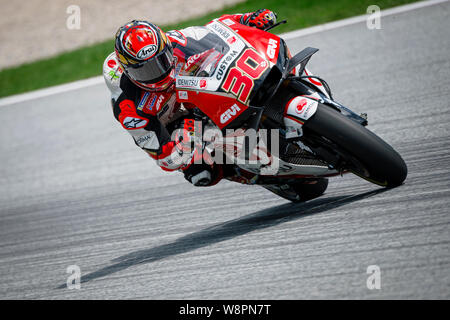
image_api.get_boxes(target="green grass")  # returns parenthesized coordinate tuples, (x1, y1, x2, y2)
(0, 0, 419, 98)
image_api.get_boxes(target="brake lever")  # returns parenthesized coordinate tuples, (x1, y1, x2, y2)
(264, 20, 287, 32)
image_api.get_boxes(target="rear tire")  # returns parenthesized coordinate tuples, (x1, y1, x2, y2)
(302, 104, 407, 187)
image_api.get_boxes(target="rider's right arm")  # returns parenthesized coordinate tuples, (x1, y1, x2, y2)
(112, 89, 188, 172)
(103, 53, 189, 171)
(112, 93, 169, 152)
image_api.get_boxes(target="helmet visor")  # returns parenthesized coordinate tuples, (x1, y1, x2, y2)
(125, 44, 174, 84)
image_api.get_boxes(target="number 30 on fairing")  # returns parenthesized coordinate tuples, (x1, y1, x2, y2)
(221, 48, 268, 104)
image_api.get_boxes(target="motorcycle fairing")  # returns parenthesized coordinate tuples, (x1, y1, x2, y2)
(175, 19, 289, 130)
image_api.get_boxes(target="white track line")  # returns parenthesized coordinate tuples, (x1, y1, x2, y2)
(0, 0, 447, 107)
(0, 76, 104, 107)
(280, 0, 448, 40)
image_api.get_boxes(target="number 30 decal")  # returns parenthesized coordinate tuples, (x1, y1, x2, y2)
(221, 48, 268, 104)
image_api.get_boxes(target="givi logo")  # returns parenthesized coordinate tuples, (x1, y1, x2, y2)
(266, 38, 278, 59)
(220, 104, 241, 124)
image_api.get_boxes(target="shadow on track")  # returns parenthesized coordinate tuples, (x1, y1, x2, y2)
(57, 187, 389, 288)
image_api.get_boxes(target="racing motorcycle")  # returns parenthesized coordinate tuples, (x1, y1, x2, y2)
(174, 17, 407, 202)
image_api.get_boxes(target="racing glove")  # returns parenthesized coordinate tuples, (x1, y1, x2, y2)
(243, 9, 277, 30)
(173, 118, 199, 155)
(173, 119, 212, 186)
(183, 162, 214, 186)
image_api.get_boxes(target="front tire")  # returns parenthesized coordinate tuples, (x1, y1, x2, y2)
(302, 104, 407, 187)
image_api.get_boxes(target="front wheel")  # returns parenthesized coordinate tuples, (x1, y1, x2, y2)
(302, 104, 407, 187)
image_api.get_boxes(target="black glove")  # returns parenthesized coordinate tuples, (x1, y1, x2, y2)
(183, 163, 213, 186)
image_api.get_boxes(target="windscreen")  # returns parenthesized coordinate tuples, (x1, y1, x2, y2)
(177, 27, 230, 78)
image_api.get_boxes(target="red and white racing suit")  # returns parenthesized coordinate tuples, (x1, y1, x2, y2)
(102, 13, 329, 186)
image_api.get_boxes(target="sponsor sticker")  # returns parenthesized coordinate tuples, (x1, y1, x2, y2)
(136, 44, 157, 60)
(149, 95, 158, 108)
(142, 94, 158, 113)
(222, 18, 235, 26)
(177, 78, 199, 88)
(178, 91, 188, 100)
(185, 53, 201, 69)
(122, 117, 148, 129)
(108, 70, 119, 80)
(216, 50, 239, 81)
(175, 62, 183, 74)
(295, 98, 308, 114)
(135, 133, 153, 145)
(290, 97, 318, 121)
(227, 36, 237, 45)
(137, 92, 150, 111)
(266, 38, 278, 60)
(155, 94, 165, 111)
(220, 104, 241, 124)
(107, 59, 116, 68)
(210, 22, 231, 40)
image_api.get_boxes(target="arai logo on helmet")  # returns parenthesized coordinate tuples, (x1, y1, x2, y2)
(137, 45, 157, 60)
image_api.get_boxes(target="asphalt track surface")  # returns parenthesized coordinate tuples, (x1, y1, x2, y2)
(0, 3, 449, 299)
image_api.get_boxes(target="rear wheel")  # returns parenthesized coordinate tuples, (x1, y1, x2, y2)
(302, 104, 407, 187)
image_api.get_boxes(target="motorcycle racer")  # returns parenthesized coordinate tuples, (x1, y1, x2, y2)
(103, 9, 279, 186)
(103, 9, 327, 187)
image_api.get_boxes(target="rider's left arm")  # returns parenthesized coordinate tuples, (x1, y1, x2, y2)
(218, 9, 277, 30)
